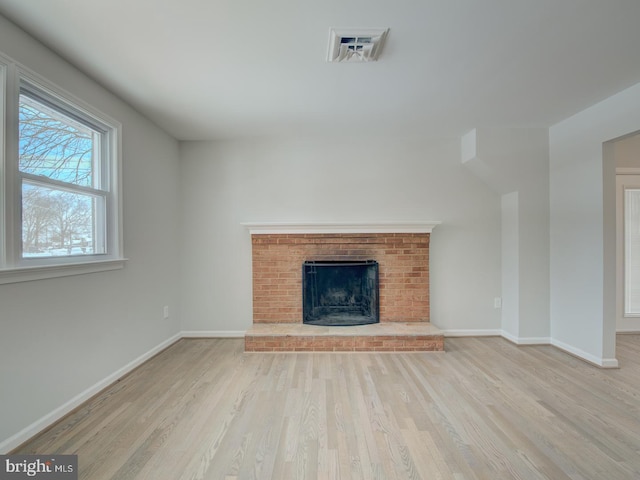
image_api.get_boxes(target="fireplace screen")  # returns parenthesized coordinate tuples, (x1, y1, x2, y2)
(302, 260, 379, 326)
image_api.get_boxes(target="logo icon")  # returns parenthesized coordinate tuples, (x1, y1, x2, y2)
(1, 455, 77, 479)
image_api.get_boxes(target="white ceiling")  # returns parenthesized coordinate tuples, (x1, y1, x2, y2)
(1, 0, 640, 141)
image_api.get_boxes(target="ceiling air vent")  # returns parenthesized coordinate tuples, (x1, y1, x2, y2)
(327, 28, 389, 62)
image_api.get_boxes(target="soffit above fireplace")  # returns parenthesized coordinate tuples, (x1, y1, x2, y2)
(241, 221, 441, 235)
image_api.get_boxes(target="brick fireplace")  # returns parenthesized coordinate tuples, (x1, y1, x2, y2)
(243, 223, 444, 352)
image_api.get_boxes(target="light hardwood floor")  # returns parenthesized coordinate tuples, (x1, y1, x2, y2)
(15, 335, 640, 480)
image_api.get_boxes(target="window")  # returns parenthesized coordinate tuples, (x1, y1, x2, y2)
(624, 186, 640, 316)
(0, 55, 123, 283)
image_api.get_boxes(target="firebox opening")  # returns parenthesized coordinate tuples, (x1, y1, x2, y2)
(302, 260, 379, 326)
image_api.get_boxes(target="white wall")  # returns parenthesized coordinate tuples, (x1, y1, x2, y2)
(501, 191, 520, 337)
(179, 134, 502, 334)
(550, 81, 640, 367)
(0, 16, 182, 450)
(461, 128, 550, 343)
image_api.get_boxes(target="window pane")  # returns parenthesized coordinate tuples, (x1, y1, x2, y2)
(625, 188, 640, 315)
(19, 93, 96, 188)
(22, 182, 104, 258)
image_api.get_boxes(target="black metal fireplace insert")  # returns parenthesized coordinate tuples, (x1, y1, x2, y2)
(302, 260, 379, 326)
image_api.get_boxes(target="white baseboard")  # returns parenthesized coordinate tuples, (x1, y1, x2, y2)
(550, 338, 619, 369)
(181, 330, 245, 338)
(442, 329, 551, 345)
(500, 330, 551, 345)
(0, 333, 182, 454)
(440, 329, 502, 337)
(442, 330, 619, 367)
(617, 329, 640, 334)
(0, 331, 245, 452)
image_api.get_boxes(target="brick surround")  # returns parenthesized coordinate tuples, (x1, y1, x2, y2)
(251, 233, 430, 323)
(245, 228, 443, 352)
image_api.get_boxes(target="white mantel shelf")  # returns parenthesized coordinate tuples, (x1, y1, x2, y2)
(242, 221, 441, 235)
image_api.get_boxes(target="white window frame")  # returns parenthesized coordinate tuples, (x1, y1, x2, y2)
(0, 53, 124, 284)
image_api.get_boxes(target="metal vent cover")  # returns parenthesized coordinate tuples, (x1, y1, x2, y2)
(327, 28, 390, 62)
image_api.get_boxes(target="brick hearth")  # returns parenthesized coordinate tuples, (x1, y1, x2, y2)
(244, 224, 444, 352)
(245, 323, 444, 352)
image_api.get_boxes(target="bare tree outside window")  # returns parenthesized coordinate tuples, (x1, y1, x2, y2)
(19, 93, 101, 257)
(0, 65, 119, 276)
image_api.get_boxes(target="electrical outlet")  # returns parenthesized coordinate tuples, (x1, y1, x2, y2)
(163, 306, 169, 319)
(494, 297, 502, 309)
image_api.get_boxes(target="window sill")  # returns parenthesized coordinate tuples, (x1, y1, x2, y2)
(0, 258, 127, 285)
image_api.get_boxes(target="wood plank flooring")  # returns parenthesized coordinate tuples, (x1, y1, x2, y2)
(14, 335, 640, 480)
